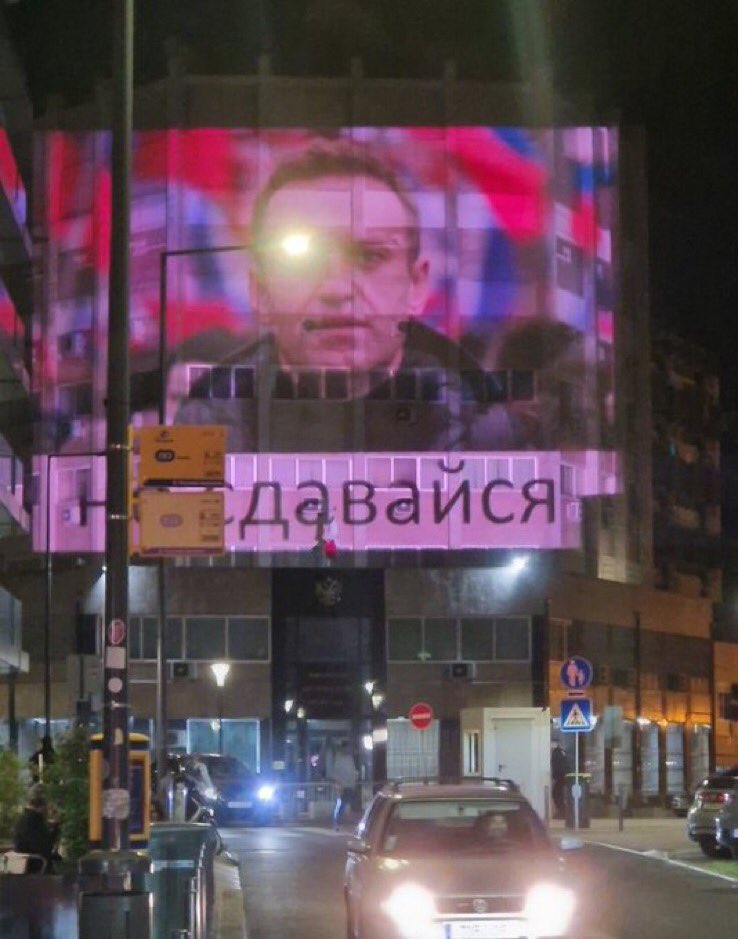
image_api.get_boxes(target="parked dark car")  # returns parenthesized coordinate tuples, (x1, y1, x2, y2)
(687, 770, 738, 857)
(173, 752, 279, 827)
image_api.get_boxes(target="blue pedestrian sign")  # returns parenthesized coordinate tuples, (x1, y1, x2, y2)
(559, 656, 593, 692)
(560, 698, 593, 734)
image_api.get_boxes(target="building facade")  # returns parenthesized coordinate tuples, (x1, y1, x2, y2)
(0, 14, 32, 742)
(0, 57, 734, 810)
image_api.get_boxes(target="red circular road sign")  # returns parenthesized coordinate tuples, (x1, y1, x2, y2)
(409, 701, 434, 730)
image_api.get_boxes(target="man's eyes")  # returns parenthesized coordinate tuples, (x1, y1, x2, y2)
(348, 243, 392, 268)
(263, 236, 395, 269)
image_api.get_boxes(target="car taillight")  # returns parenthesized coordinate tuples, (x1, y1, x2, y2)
(700, 791, 734, 805)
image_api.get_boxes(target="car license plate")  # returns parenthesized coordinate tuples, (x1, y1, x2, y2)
(228, 801, 252, 809)
(445, 921, 523, 938)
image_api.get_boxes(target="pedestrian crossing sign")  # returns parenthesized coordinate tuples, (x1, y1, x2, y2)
(560, 698, 593, 734)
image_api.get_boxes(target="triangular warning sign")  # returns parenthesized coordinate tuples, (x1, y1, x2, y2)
(563, 703, 589, 729)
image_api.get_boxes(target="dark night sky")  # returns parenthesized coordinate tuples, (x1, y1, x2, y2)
(4, 0, 738, 392)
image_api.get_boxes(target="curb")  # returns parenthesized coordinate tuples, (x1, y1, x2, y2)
(214, 856, 248, 938)
(591, 840, 738, 885)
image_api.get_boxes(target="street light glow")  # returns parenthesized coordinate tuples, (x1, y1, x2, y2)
(509, 555, 529, 574)
(210, 662, 231, 687)
(371, 691, 385, 710)
(280, 231, 311, 257)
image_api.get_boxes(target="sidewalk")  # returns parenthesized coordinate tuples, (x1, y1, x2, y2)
(548, 815, 738, 883)
(549, 816, 690, 854)
(213, 855, 248, 938)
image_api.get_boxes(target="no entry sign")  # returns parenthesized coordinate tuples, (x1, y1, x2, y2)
(409, 701, 434, 730)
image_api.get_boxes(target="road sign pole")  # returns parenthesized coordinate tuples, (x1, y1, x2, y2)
(574, 731, 580, 831)
(102, 0, 133, 853)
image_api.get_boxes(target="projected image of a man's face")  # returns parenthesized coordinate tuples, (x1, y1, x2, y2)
(252, 173, 429, 374)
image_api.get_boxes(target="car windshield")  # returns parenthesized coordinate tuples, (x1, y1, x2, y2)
(201, 756, 251, 780)
(379, 799, 549, 856)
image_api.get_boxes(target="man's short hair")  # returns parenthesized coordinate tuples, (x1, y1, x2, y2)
(250, 141, 421, 267)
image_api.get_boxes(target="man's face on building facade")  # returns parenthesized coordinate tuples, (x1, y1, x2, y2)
(252, 174, 429, 377)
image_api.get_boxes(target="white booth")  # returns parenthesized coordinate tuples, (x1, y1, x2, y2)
(460, 707, 551, 819)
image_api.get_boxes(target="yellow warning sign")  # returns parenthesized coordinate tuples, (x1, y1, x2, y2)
(136, 425, 226, 487)
(136, 490, 224, 557)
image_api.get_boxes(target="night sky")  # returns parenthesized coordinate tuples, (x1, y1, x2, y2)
(4, 0, 737, 392)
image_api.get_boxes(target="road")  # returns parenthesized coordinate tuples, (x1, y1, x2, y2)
(222, 824, 738, 939)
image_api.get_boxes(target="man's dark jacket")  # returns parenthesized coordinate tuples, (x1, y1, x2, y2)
(13, 808, 57, 862)
(175, 322, 522, 452)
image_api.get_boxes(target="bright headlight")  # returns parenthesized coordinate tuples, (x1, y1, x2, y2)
(257, 784, 275, 802)
(381, 883, 438, 938)
(524, 883, 576, 938)
(202, 787, 218, 801)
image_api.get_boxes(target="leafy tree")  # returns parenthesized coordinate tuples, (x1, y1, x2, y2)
(0, 748, 25, 843)
(44, 727, 90, 868)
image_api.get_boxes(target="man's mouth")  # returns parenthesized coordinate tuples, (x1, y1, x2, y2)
(303, 317, 370, 331)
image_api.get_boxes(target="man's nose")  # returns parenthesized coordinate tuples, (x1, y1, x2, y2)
(317, 252, 354, 305)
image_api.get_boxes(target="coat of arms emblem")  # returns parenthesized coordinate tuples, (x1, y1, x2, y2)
(315, 575, 342, 607)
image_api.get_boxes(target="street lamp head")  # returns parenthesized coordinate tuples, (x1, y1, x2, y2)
(210, 662, 231, 687)
(508, 554, 529, 575)
(371, 691, 385, 710)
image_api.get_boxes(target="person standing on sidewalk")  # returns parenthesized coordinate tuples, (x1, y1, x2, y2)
(331, 741, 359, 831)
(551, 740, 568, 820)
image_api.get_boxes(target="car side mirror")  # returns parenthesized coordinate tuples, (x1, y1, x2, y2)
(347, 836, 370, 855)
(559, 837, 584, 852)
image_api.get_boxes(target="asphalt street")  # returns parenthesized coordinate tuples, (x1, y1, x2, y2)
(222, 824, 738, 939)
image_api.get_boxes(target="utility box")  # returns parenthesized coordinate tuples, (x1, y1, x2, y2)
(460, 707, 551, 819)
(89, 732, 151, 848)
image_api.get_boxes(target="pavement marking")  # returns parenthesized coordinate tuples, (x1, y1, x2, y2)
(291, 826, 348, 838)
(592, 840, 738, 885)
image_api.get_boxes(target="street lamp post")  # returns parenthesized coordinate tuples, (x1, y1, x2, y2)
(210, 662, 231, 754)
(154, 244, 249, 786)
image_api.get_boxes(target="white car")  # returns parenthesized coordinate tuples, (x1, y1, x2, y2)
(344, 780, 578, 939)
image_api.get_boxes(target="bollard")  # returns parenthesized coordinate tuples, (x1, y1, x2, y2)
(618, 785, 626, 832)
(78, 850, 151, 939)
(174, 781, 188, 821)
(164, 776, 175, 821)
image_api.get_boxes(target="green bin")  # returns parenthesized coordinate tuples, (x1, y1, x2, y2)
(148, 821, 219, 939)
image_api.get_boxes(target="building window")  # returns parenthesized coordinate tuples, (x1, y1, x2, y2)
(423, 618, 458, 661)
(228, 617, 269, 660)
(463, 730, 481, 776)
(141, 616, 159, 660)
(495, 617, 531, 661)
(389, 616, 531, 664)
(166, 618, 184, 659)
(460, 618, 494, 661)
(387, 618, 423, 661)
(184, 616, 227, 660)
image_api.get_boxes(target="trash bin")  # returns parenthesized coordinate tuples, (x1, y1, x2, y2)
(564, 773, 591, 829)
(78, 850, 152, 939)
(148, 822, 219, 939)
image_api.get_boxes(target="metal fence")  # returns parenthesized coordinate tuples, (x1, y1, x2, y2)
(277, 781, 340, 822)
